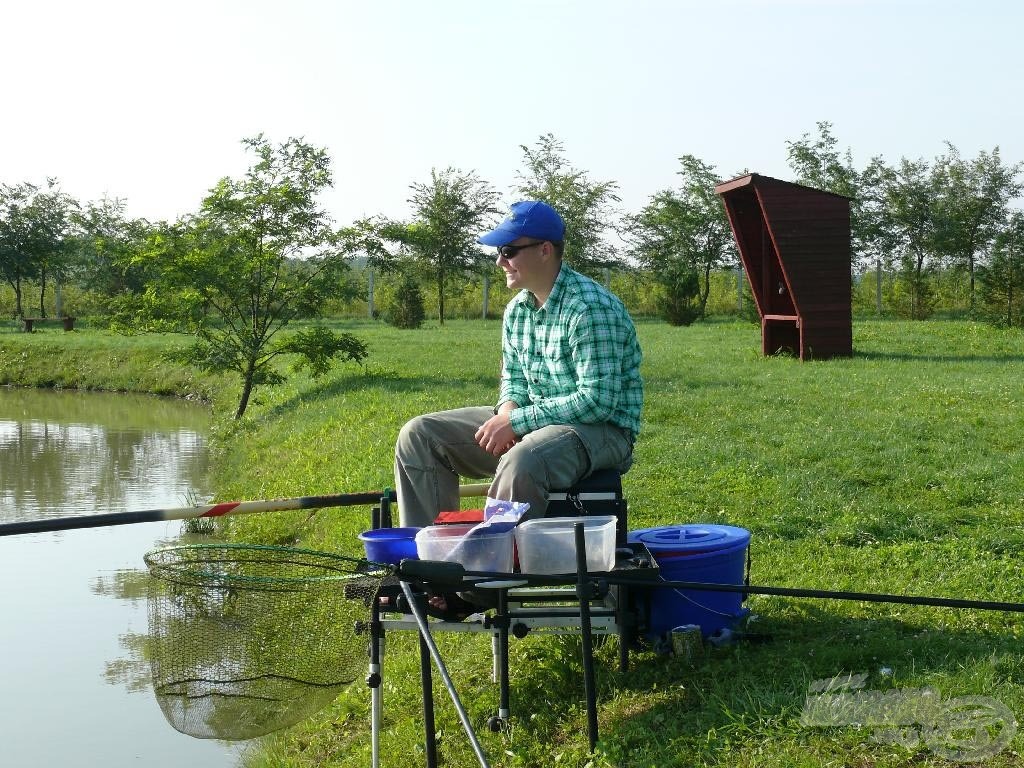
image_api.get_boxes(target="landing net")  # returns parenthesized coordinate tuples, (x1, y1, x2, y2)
(144, 544, 388, 740)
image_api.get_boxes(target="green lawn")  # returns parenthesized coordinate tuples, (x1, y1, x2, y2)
(5, 317, 1024, 767)
(209, 318, 1024, 768)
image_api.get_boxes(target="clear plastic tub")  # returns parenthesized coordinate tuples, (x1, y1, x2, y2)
(415, 523, 515, 573)
(514, 516, 617, 574)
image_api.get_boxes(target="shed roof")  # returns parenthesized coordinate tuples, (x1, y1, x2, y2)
(714, 173, 853, 201)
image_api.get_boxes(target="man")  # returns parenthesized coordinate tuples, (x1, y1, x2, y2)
(395, 200, 643, 528)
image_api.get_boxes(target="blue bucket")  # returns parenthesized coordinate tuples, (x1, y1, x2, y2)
(359, 527, 421, 564)
(627, 524, 750, 639)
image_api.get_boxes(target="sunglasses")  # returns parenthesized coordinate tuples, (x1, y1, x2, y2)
(496, 241, 546, 259)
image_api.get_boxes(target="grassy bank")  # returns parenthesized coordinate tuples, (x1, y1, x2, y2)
(0, 324, 226, 401)
(6, 319, 1024, 767)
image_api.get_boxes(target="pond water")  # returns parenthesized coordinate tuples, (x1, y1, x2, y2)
(0, 387, 243, 768)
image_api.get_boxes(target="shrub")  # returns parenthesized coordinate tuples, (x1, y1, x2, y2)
(385, 273, 426, 329)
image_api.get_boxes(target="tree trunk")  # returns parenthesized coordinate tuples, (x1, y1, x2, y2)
(736, 266, 743, 312)
(876, 260, 883, 315)
(1010, 236, 1018, 327)
(913, 248, 926, 319)
(699, 263, 712, 317)
(235, 362, 257, 419)
(367, 268, 375, 319)
(482, 272, 490, 319)
(968, 252, 976, 315)
(437, 269, 445, 326)
(38, 273, 48, 318)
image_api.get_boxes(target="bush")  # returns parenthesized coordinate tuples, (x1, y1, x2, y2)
(661, 265, 702, 326)
(384, 273, 426, 329)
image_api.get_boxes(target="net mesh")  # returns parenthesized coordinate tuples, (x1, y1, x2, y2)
(144, 544, 388, 740)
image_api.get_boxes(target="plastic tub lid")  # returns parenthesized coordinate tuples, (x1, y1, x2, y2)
(627, 524, 750, 553)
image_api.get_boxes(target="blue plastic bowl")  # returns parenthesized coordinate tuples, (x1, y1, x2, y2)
(359, 527, 421, 564)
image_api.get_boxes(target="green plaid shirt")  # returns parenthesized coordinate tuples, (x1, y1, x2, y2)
(498, 263, 643, 437)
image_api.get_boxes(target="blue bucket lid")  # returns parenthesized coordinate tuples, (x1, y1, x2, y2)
(627, 524, 750, 552)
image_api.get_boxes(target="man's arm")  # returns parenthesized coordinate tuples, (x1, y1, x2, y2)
(498, 308, 530, 411)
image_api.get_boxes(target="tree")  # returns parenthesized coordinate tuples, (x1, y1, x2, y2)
(515, 133, 622, 273)
(31, 182, 79, 317)
(932, 145, 1022, 313)
(627, 155, 736, 324)
(0, 183, 37, 317)
(377, 168, 499, 325)
(0, 180, 78, 318)
(978, 211, 1024, 327)
(72, 197, 155, 302)
(787, 122, 860, 197)
(786, 122, 873, 269)
(870, 156, 945, 319)
(124, 135, 366, 419)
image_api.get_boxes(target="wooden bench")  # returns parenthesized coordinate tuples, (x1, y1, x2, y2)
(22, 316, 76, 332)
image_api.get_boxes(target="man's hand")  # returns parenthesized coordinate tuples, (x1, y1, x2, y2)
(476, 407, 518, 456)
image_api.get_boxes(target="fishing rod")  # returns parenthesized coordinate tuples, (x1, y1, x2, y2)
(0, 482, 492, 538)
(611, 576, 1024, 615)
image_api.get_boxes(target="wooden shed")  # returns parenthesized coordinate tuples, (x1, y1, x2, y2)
(715, 173, 852, 360)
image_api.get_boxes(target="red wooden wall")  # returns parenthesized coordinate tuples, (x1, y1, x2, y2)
(715, 173, 852, 360)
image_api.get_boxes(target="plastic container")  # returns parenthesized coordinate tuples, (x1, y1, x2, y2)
(415, 523, 514, 573)
(627, 524, 751, 639)
(514, 516, 617, 574)
(359, 527, 421, 564)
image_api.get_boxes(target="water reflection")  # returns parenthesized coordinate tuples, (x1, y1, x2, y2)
(0, 388, 209, 521)
(0, 387, 239, 768)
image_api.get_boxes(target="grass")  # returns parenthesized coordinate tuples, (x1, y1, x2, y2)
(213, 317, 1024, 768)
(0, 321, 227, 401)
(5, 317, 1024, 766)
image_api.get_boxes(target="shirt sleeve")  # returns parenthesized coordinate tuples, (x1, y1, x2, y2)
(497, 307, 529, 411)
(508, 306, 623, 434)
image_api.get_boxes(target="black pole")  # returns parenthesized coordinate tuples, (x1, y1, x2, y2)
(622, 578, 1024, 615)
(399, 581, 491, 768)
(368, 596, 384, 768)
(379, 489, 393, 529)
(0, 508, 166, 536)
(574, 523, 599, 753)
(497, 588, 511, 727)
(615, 582, 631, 673)
(420, 632, 439, 768)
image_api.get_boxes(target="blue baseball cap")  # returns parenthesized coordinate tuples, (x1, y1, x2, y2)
(478, 200, 565, 247)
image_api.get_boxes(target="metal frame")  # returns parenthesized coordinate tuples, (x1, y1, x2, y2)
(368, 529, 658, 768)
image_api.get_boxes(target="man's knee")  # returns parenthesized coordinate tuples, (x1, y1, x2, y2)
(495, 444, 546, 486)
(396, 415, 422, 444)
(396, 413, 435, 457)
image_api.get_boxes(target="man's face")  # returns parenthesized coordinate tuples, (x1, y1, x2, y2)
(495, 238, 548, 292)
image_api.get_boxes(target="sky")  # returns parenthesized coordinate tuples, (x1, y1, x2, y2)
(2, 0, 1021, 229)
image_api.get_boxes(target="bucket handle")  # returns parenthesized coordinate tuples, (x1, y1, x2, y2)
(667, 587, 746, 619)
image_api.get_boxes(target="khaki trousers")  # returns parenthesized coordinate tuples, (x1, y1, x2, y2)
(394, 406, 634, 528)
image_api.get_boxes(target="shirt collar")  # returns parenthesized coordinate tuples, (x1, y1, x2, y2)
(543, 261, 571, 310)
(513, 261, 571, 312)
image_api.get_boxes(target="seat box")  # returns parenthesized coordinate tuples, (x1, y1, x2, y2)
(545, 468, 627, 543)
